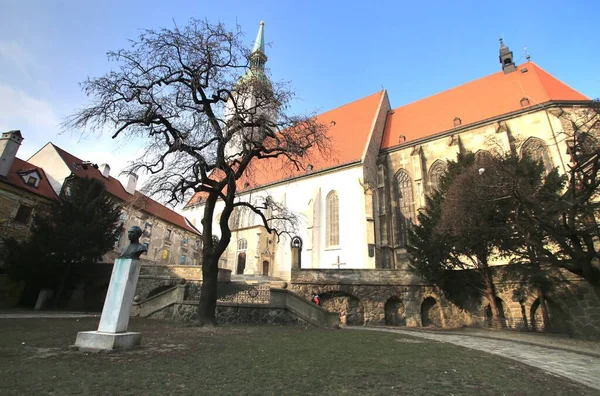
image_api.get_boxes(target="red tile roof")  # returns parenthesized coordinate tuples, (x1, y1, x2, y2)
(51, 144, 200, 234)
(2, 158, 58, 201)
(382, 62, 590, 149)
(185, 90, 386, 207)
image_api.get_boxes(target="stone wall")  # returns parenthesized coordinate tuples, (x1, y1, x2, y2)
(153, 301, 310, 326)
(135, 267, 231, 300)
(291, 267, 600, 338)
(292, 268, 423, 285)
(0, 182, 54, 269)
(139, 265, 204, 281)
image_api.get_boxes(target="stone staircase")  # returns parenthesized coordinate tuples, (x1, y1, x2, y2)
(131, 282, 338, 328)
(229, 274, 288, 289)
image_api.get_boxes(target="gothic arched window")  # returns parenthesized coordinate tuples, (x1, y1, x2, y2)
(326, 190, 339, 247)
(521, 137, 553, 173)
(475, 150, 493, 165)
(394, 170, 415, 248)
(428, 160, 447, 192)
(237, 238, 247, 251)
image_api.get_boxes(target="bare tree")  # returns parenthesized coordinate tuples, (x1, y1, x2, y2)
(64, 20, 330, 326)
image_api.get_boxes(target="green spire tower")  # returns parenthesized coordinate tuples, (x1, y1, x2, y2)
(238, 21, 270, 88)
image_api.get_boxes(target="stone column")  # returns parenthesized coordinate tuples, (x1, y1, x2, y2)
(74, 258, 143, 351)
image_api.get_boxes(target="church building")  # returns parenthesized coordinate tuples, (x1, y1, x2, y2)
(182, 24, 593, 281)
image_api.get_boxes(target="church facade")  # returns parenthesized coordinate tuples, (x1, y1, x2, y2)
(182, 25, 592, 282)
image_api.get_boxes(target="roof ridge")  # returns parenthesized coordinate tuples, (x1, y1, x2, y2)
(317, 90, 385, 117)
(529, 61, 590, 101)
(527, 61, 551, 103)
(389, 66, 523, 111)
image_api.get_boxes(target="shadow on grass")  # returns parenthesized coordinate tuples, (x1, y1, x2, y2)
(0, 317, 595, 396)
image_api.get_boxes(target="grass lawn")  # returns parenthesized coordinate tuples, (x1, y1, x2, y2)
(0, 317, 594, 396)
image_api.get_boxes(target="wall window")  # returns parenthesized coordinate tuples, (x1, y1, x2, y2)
(165, 229, 172, 241)
(394, 170, 415, 248)
(428, 160, 447, 193)
(14, 205, 33, 224)
(183, 237, 189, 245)
(229, 208, 241, 229)
(326, 190, 340, 247)
(180, 255, 187, 265)
(143, 222, 153, 237)
(161, 249, 169, 261)
(521, 137, 553, 173)
(237, 238, 247, 251)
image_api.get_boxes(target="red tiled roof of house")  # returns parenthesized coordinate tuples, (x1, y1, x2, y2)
(185, 90, 386, 207)
(2, 158, 58, 201)
(382, 62, 590, 149)
(51, 144, 199, 234)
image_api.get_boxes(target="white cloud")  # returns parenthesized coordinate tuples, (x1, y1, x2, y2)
(0, 41, 38, 78)
(0, 83, 60, 132)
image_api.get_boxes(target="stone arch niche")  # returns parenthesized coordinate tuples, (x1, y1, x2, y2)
(320, 291, 363, 326)
(384, 296, 406, 326)
(236, 252, 246, 275)
(483, 297, 511, 328)
(530, 297, 571, 334)
(420, 296, 442, 327)
(291, 236, 302, 269)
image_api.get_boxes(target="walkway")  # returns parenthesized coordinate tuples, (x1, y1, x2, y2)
(0, 311, 99, 319)
(348, 326, 600, 391)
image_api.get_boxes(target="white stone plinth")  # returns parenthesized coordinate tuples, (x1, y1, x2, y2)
(74, 258, 143, 351)
(98, 258, 141, 333)
(75, 331, 142, 351)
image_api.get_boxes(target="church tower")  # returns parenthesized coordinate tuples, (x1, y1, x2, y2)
(224, 21, 277, 160)
(499, 38, 517, 74)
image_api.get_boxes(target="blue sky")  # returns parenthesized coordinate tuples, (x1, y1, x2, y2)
(1, 0, 598, 187)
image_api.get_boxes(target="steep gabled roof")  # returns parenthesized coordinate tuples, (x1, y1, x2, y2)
(185, 90, 386, 207)
(1, 158, 58, 201)
(382, 62, 590, 149)
(50, 144, 199, 234)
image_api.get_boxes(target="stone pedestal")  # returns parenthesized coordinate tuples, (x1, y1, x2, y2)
(75, 331, 142, 351)
(75, 258, 142, 351)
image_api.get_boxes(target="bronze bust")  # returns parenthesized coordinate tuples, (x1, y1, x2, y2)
(119, 226, 148, 259)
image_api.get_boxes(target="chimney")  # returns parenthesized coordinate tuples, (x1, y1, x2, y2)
(125, 172, 138, 195)
(0, 130, 24, 178)
(100, 163, 110, 178)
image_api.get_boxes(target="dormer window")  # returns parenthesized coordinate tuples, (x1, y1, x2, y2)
(453, 117, 462, 127)
(18, 170, 41, 188)
(520, 97, 530, 107)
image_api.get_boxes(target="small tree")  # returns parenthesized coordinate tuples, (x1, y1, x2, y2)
(64, 20, 330, 326)
(408, 152, 506, 326)
(4, 177, 123, 306)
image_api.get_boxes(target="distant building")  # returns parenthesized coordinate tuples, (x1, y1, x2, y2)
(0, 130, 58, 306)
(27, 143, 202, 266)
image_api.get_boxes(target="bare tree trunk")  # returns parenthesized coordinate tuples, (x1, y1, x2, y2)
(537, 288, 552, 332)
(53, 262, 73, 309)
(519, 303, 529, 331)
(482, 267, 503, 329)
(197, 252, 218, 326)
